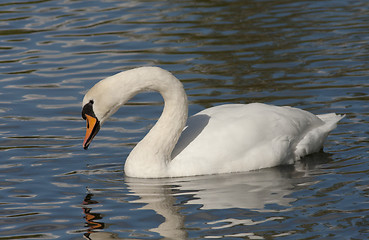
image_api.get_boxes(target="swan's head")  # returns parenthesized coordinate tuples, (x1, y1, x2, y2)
(81, 73, 132, 150)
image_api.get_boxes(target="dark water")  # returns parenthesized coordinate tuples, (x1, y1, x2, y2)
(1, 0, 368, 239)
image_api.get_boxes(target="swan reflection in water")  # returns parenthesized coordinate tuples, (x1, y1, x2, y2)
(82, 153, 331, 239)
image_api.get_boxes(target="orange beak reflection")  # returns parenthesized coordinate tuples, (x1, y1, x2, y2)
(83, 114, 100, 150)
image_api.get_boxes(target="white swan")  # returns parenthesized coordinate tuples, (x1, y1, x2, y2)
(82, 67, 344, 178)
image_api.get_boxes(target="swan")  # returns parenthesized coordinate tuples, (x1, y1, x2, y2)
(82, 67, 344, 178)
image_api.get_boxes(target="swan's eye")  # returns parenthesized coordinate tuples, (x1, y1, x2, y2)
(82, 99, 95, 120)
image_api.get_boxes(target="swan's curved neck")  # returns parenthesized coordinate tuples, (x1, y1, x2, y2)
(120, 67, 188, 178)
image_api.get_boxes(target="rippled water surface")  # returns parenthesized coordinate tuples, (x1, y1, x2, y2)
(1, 0, 368, 239)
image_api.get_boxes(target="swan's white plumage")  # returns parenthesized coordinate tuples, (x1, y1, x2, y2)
(82, 67, 344, 178)
(169, 104, 343, 177)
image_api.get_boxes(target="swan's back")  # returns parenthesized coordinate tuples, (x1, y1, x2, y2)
(169, 103, 343, 177)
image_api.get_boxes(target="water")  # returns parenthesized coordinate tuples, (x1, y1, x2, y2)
(0, 0, 368, 239)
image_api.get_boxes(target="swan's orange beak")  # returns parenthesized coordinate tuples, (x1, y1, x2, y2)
(83, 114, 100, 150)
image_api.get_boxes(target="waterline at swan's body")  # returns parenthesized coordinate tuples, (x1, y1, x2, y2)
(82, 67, 344, 178)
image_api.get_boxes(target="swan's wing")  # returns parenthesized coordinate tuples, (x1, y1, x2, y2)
(169, 103, 342, 177)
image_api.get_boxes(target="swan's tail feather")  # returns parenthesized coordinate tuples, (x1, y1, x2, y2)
(295, 113, 345, 159)
(317, 113, 345, 132)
